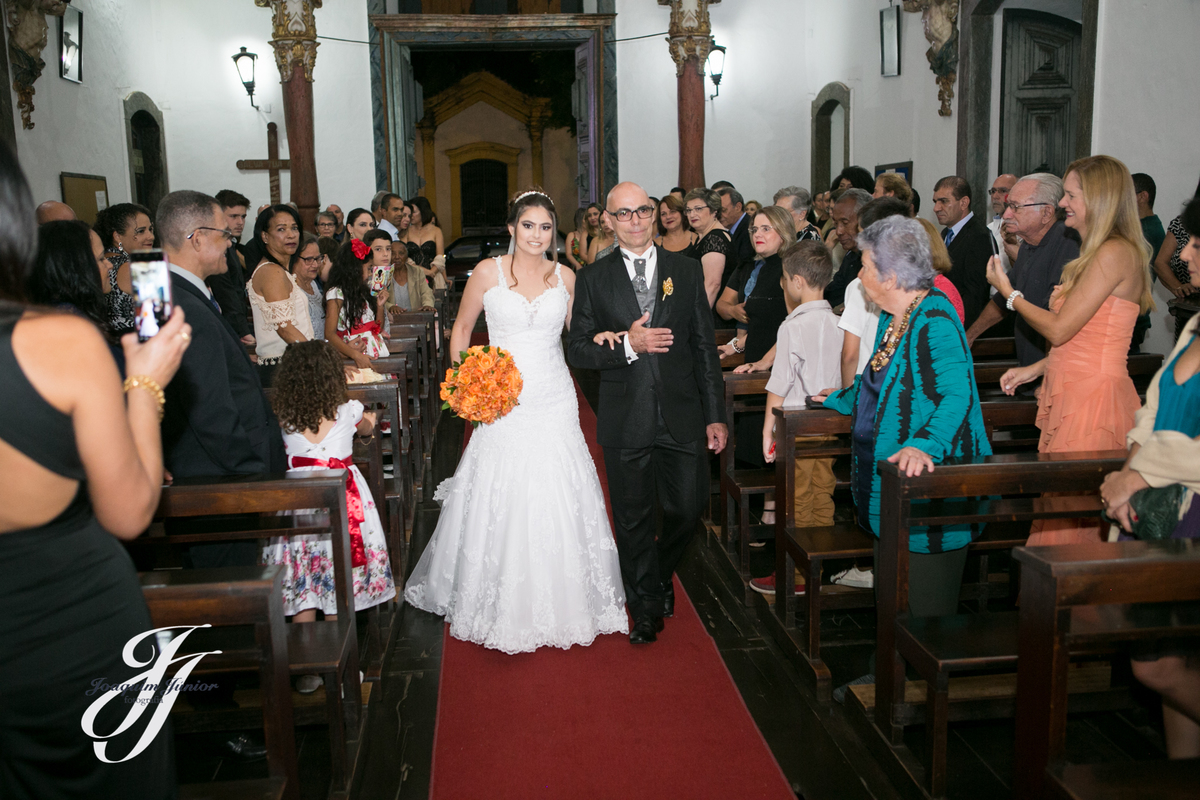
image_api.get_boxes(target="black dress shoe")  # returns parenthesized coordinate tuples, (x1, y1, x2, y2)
(662, 581, 675, 618)
(213, 733, 268, 761)
(629, 616, 665, 644)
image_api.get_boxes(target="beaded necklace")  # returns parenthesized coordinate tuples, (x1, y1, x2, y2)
(869, 291, 928, 372)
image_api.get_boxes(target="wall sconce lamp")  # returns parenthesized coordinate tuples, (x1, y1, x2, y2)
(232, 47, 259, 109)
(707, 41, 726, 100)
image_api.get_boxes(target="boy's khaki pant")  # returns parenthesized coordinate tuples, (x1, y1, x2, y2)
(794, 456, 836, 527)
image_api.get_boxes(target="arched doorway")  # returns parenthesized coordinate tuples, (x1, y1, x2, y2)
(810, 82, 851, 195)
(123, 92, 169, 216)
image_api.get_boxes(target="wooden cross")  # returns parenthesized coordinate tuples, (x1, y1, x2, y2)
(236, 121, 290, 205)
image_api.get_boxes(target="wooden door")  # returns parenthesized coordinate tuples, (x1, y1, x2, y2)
(999, 10, 1083, 177)
(573, 37, 600, 206)
(386, 43, 423, 199)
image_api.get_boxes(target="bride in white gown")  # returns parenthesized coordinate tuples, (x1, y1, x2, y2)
(404, 190, 628, 653)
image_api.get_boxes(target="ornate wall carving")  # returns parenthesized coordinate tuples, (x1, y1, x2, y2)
(656, 0, 720, 77)
(903, 0, 959, 117)
(5, 0, 68, 129)
(254, 0, 322, 82)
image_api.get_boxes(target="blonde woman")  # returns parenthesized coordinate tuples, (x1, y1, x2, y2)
(989, 154, 1153, 545)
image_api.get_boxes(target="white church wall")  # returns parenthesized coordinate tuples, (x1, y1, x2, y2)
(1093, 0, 1200, 356)
(612, 0, 956, 219)
(10, 0, 374, 218)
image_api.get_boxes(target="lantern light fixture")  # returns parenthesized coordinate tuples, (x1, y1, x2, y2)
(706, 40, 726, 101)
(232, 47, 259, 110)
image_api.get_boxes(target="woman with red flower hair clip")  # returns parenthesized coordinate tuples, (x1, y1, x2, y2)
(325, 231, 391, 369)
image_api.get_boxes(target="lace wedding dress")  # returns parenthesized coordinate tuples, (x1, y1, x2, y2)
(404, 258, 628, 653)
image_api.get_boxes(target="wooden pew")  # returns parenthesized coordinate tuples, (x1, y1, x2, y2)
(855, 451, 1128, 798)
(970, 336, 1015, 360)
(141, 565, 296, 800)
(1014, 540, 1200, 800)
(766, 400, 1043, 701)
(153, 472, 366, 796)
(974, 352, 1162, 393)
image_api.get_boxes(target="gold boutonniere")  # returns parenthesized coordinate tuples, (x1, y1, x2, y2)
(662, 277, 674, 301)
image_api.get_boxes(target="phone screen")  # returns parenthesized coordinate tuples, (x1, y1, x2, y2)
(129, 250, 173, 341)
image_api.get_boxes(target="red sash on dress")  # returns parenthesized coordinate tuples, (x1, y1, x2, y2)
(287, 455, 368, 568)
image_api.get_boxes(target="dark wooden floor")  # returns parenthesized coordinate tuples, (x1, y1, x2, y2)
(191, 366, 1170, 799)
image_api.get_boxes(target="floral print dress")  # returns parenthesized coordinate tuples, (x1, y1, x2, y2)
(262, 400, 396, 615)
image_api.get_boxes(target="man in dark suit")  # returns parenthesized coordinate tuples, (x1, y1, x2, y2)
(155, 190, 285, 760)
(208, 189, 254, 345)
(567, 182, 728, 645)
(157, 190, 285, 494)
(933, 176, 994, 328)
(717, 185, 755, 277)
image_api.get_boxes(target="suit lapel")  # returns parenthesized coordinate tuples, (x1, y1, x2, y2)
(650, 247, 672, 329)
(173, 274, 249, 358)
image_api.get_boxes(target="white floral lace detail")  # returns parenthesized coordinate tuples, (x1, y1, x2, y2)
(404, 256, 628, 653)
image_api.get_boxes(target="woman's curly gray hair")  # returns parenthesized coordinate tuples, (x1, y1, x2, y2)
(856, 215, 935, 292)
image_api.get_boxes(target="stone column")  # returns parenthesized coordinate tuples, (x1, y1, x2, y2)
(659, 0, 720, 191)
(416, 117, 437, 219)
(255, 0, 322, 228)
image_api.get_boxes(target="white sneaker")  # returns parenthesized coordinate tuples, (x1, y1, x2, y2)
(831, 566, 874, 589)
(296, 674, 323, 694)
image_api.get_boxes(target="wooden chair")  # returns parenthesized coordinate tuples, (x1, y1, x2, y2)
(969, 336, 1015, 360)
(864, 451, 1127, 798)
(767, 399, 1043, 701)
(154, 472, 365, 797)
(142, 565, 296, 800)
(718, 372, 775, 588)
(1014, 540, 1200, 800)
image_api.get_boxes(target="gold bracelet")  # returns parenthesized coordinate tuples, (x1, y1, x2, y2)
(124, 375, 165, 421)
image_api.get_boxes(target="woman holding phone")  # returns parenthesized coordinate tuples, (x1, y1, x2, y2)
(0, 142, 190, 798)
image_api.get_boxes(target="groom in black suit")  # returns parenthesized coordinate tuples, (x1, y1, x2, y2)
(568, 182, 728, 644)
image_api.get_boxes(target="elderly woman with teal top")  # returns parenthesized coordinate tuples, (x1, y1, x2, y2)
(815, 216, 991, 618)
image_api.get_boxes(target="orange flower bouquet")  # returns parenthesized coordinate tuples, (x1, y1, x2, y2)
(440, 345, 523, 427)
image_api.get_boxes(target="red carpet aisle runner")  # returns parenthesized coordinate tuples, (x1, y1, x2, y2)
(430, 364, 795, 799)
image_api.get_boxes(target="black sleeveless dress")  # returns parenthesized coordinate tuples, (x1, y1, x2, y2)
(0, 304, 175, 799)
(405, 240, 437, 269)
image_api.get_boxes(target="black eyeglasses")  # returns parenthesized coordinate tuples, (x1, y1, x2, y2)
(608, 206, 655, 221)
(296, 255, 322, 266)
(1002, 202, 1050, 213)
(187, 226, 234, 242)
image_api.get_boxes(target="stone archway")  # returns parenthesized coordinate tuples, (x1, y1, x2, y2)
(810, 82, 851, 197)
(123, 92, 169, 215)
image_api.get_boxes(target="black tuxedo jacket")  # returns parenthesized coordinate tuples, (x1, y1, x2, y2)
(566, 247, 725, 449)
(944, 214, 994, 328)
(163, 272, 285, 479)
(206, 245, 252, 338)
(727, 214, 755, 285)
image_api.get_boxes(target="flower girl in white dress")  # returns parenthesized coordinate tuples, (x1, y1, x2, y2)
(404, 190, 628, 653)
(263, 341, 396, 625)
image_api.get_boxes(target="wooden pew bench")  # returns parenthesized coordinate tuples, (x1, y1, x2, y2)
(150, 473, 367, 796)
(764, 399, 1044, 701)
(141, 565, 296, 800)
(845, 452, 1129, 798)
(1014, 540, 1200, 800)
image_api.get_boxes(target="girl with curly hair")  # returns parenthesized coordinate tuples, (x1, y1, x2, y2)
(263, 340, 395, 691)
(325, 231, 390, 369)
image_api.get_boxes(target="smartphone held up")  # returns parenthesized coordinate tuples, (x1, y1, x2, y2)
(129, 250, 173, 342)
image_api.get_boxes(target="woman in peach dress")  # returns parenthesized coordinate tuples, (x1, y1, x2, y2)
(987, 155, 1154, 545)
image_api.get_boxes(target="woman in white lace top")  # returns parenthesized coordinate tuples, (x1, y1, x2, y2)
(246, 205, 315, 386)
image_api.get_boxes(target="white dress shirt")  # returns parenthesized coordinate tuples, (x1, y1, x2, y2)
(986, 216, 1012, 278)
(377, 218, 400, 241)
(619, 243, 657, 363)
(944, 210, 974, 243)
(170, 263, 216, 303)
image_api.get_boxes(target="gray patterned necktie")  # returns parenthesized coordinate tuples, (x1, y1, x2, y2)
(633, 258, 648, 292)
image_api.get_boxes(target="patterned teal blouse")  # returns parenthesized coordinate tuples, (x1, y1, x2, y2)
(824, 290, 992, 553)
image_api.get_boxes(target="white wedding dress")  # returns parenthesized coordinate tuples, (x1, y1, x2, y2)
(404, 258, 628, 653)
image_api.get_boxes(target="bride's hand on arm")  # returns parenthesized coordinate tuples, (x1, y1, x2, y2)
(593, 331, 627, 349)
